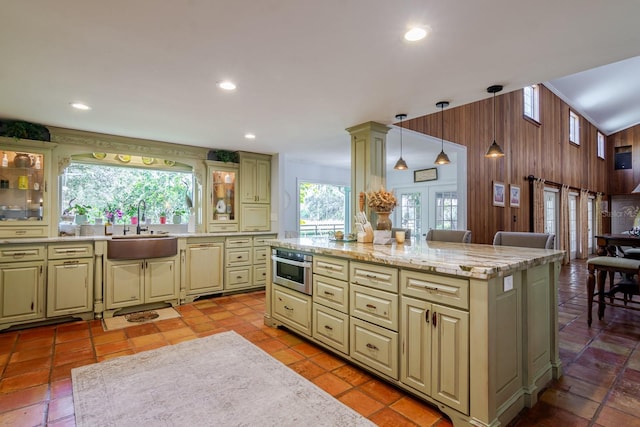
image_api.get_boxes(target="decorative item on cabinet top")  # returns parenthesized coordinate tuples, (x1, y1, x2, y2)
(0, 120, 50, 142)
(71, 153, 190, 170)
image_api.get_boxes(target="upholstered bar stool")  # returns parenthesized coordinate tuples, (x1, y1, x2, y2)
(586, 256, 640, 326)
(426, 229, 472, 243)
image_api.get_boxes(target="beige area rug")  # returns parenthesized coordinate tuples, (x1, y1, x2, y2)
(72, 331, 374, 427)
(102, 307, 181, 331)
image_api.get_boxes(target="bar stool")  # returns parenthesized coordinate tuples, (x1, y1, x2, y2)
(586, 256, 640, 326)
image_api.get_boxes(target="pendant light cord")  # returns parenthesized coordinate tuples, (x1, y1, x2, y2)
(441, 104, 444, 151)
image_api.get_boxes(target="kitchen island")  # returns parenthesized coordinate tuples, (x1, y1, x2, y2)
(265, 237, 565, 427)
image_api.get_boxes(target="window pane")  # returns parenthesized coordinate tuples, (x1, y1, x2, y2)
(399, 193, 421, 237)
(299, 182, 347, 236)
(435, 191, 458, 230)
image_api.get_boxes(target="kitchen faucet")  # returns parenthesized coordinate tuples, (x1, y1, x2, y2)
(137, 200, 148, 234)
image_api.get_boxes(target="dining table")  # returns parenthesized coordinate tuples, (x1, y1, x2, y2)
(595, 233, 640, 256)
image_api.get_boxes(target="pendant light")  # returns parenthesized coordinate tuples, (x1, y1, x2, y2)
(485, 85, 505, 158)
(394, 113, 408, 170)
(434, 101, 451, 165)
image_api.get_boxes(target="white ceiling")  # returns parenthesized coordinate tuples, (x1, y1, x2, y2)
(1, 1, 640, 170)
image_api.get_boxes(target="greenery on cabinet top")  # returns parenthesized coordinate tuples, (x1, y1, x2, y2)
(61, 163, 193, 223)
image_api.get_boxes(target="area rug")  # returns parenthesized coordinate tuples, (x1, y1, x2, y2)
(72, 331, 374, 427)
(102, 307, 181, 331)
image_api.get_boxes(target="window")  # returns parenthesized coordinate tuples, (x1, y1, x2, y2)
(569, 111, 580, 145)
(60, 161, 193, 224)
(298, 182, 348, 236)
(597, 131, 605, 159)
(435, 191, 457, 230)
(399, 192, 421, 237)
(523, 85, 540, 122)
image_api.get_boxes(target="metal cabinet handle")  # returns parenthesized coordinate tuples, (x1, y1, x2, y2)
(365, 303, 377, 310)
(425, 309, 430, 323)
(324, 325, 333, 331)
(323, 291, 334, 296)
(284, 305, 293, 311)
(432, 311, 437, 327)
(366, 343, 379, 351)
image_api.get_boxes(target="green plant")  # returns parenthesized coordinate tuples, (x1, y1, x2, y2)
(173, 208, 186, 216)
(159, 210, 167, 217)
(71, 204, 92, 215)
(0, 120, 50, 141)
(211, 150, 239, 163)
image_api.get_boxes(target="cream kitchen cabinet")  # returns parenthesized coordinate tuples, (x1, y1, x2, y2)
(312, 255, 349, 354)
(47, 242, 94, 317)
(272, 284, 312, 336)
(0, 245, 46, 329)
(0, 138, 54, 239)
(184, 238, 224, 301)
(400, 270, 469, 414)
(225, 236, 252, 291)
(207, 161, 239, 233)
(238, 152, 271, 232)
(105, 256, 178, 311)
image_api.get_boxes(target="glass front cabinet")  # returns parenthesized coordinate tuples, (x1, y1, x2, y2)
(0, 138, 53, 238)
(207, 161, 238, 233)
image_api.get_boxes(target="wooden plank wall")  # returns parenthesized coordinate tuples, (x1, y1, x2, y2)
(403, 84, 609, 244)
(608, 123, 640, 195)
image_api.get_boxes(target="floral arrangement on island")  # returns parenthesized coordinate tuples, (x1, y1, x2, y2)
(366, 187, 397, 212)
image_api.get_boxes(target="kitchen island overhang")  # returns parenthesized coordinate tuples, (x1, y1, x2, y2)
(264, 238, 565, 427)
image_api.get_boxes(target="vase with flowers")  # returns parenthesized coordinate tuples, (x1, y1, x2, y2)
(104, 204, 122, 236)
(366, 187, 397, 230)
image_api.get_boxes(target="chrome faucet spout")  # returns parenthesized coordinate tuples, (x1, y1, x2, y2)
(136, 200, 147, 234)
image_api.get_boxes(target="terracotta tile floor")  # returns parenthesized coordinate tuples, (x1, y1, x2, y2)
(1, 258, 640, 426)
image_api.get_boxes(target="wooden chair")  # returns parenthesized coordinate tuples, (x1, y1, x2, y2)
(586, 256, 640, 326)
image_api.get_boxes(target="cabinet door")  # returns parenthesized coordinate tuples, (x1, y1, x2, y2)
(432, 304, 469, 414)
(239, 157, 257, 203)
(106, 260, 144, 309)
(186, 243, 223, 294)
(47, 259, 93, 316)
(145, 258, 178, 302)
(240, 204, 270, 231)
(0, 261, 44, 323)
(207, 162, 239, 230)
(272, 285, 311, 336)
(400, 297, 432, 395)
(255, 157, 270, 203)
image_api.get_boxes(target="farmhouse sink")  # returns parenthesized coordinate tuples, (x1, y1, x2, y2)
(107, 236, 177, 260)
(112, 234, 169, 239)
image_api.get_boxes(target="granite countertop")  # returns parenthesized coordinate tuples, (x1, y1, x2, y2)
(269, 237, 565, 280)
(0, 231, 276, 245)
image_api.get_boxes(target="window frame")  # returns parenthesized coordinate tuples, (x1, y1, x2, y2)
(434, 191, 458, 230)
(569, 110, 580, 145)
(523, 85, 540, 123)
(597, 131, 605, 159)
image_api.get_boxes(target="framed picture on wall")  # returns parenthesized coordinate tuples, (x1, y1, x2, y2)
(493, 181, 505, 207)
(414, 168, 438, 182)
(510, 184, 521, 208)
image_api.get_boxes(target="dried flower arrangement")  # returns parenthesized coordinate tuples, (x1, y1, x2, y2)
(366, 188, 397, 212)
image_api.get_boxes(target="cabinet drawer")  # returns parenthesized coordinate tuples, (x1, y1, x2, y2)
(209, 223, 239, 233)
(0, 226, 48, 239)
(313, 274, 348, 313)
(253, 264, 267, 285)
(401, 270, 469, 310)
(226, 247, 252, 267)
(350, 284, 398, 331)
(0, 245, 45, 262)
(350, 317, 398, 379)
(272, 285, 311, 336)
(48, 243, 94, 259)
(225, 237, 252, 248)
(253, 235, 276, 246)
(225, 267, 252, 289)
(253, 246, 268, 264)
(313, 303, 349, 355)
(350, 261, 398, 292)
(314, 256, 349, 281)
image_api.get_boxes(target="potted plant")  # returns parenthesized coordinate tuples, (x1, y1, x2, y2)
(71, 203, 92, 225)
(172, 208, 186, 224)
(124, 205, 138, 224)
(159, 210, 167, 224)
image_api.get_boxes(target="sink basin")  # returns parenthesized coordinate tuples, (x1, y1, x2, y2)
(112, 234, 170, 239)
(107, 236, 177, 260)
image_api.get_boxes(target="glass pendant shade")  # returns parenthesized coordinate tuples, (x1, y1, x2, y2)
(485, 140, 505, 158)
(485, 85, 505, 158)
(394, 157, 408, 170)
(394, 113, 408, 170)
(434, 101, 450, 165)
(434, 151, 451, 165)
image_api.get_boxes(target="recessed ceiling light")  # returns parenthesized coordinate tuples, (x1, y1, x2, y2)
(217, 81, 237, 91)
(245, 133, 256, 140)
(404, 27, 428, 42)
(70, 102, 91, 110)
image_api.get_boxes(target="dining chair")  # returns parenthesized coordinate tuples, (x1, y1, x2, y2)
(426, 229, 472, 243)
(492, 231, 555, 249)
